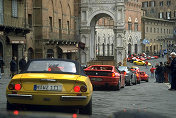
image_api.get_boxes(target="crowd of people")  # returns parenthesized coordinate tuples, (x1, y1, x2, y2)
(150, 52, 176, 91)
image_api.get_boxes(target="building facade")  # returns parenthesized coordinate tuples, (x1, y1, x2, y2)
(25, 0, 80, 60)
(141, 16, 175, 55)
(0, 0, 30, 75)
(94, 0, 142, 58)
(125, 0, 142, 56)
(141, 0, 176, 54)
(141, 0, 176, 20)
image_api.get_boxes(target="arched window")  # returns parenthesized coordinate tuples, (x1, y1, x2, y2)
(47, 49, 54, 58)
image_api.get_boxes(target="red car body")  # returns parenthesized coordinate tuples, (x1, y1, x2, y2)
(84, 65, 125, 90)
(130, 67, 141, 84)
(138, 71, 149, 82)
(139, 57, 145, 61)
(153, 56, 159, 59)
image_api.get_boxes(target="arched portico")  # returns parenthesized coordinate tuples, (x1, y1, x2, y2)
(80, 0, 126, 65)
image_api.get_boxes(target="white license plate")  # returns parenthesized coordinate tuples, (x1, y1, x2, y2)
(91, 78, 102, 81)
(34, 85, 62, 91)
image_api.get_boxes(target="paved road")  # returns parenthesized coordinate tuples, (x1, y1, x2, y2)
(0, 56, 176, 118)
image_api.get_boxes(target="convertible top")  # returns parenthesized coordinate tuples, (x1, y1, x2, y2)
(21, 58, 87, 76)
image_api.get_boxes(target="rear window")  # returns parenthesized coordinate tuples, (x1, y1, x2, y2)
(89, 66, 113, 71)
(27, 60, 76, 73)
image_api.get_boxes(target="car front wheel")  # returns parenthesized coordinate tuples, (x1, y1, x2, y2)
(79, 98, 92, 115)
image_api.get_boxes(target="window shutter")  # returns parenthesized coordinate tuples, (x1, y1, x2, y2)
(0, 0, 3, 24)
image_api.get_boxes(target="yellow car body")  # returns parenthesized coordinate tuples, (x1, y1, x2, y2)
(133, 61, 151, 66)
(6, 59, 93, 114)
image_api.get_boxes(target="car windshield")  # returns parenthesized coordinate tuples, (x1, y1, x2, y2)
(118, 66, 127, 71)
(26, 60, 76, 73)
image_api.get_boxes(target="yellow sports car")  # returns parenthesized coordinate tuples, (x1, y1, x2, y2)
(133, 60, 151, 66)
(6, 59, 93, 115)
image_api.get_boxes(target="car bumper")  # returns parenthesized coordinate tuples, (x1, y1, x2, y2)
(6, 93, 91, 106)
(91, 81, 118, 87)
(141, 77, 148, 81)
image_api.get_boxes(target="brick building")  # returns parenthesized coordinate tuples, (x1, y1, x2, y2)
(25, 0, 80, 60)
(0, 0, 30, 75)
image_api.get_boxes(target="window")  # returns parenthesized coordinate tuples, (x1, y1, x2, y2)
(142, 2, 148, 7)
(150, 27, 152, 33)
(159, 1, 163, 6)
(174, 11, 176, 17)
(134, 23, 138, 31)
(0, 0, 3, 24)
(157, 28, 159, 33)
(49, 17, 53, 32)
(146, 27, 148, 32)
(167, 1, 171, 6)
(58, 19, 62, 39)
(167, 11, 171, 19)
(149, 1, 155, 7)
(161, 28, 162, 33)
(28, 14, 32, 28)
(67, 21, 70, 34)
(164, 29, 165, 34)
(128, 22, 132, 31)
(154, 28, 156, 33)
(159, 12, 164, 18)
(12, 0, 18, 17)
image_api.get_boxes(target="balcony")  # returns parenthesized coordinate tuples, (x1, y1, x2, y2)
(0, 14, 30, 35)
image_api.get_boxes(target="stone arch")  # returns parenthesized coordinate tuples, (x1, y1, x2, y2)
(88, 11, 116, 26)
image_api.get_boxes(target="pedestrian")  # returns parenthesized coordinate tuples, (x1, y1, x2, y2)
(158, 62, 164, 83)
(150, 66, 156, 78)
(10, 57, 18, 78)
(145, 61, 148, 69)
(0, 55, 4, 79)
(19, 56, 27, 72)
(162, 52, 164, 58)
(155, 63, 159, 82)
(168, 52, 176, 90)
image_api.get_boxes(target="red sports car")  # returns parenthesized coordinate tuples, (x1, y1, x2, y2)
(138, 71, 149, 82)
(84, 65, 125, 90)
(130, 66, 141, 84)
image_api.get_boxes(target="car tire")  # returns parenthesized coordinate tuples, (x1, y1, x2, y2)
(79, 98, 92, 115)
(146, 79, 149, 82)
(7, 101, 17, 110)
(137, 80, 141, 84)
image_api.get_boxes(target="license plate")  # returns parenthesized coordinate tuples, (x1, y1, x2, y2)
(91, 78, 102, 81)
(34, 85, 62, 91)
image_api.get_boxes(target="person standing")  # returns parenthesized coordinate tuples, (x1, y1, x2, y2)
(145, 61, 148, 69)
(10, 57, 18, 78)
(19, 56, 27, 72)
(155, 64, 159, 82)
(0, 55, 4, 79)
(158, 62, 164, 83)
(150, 66, 156, 78)
(168, 52, 176, 90)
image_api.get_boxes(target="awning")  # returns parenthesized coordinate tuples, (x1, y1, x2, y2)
(8, 36, 26, 44)
(59, 45, 78, 53)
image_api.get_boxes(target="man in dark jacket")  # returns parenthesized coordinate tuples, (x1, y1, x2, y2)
(158, 62, 164, 83)
(169, 52, 176, 90)
(19, 56, 26, 72)
(10, 57, 17, 77)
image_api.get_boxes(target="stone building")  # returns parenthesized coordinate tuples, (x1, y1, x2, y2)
(141, 0, 176, 20)
(141, 0, 176, 54)
(25, 0, 79, 60)
(0, 0, 30, 75)
(141, 16, 175, 55)
(94, 0, 142, 58)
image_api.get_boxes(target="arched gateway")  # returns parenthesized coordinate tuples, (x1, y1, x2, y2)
(80, 0, 126, 65)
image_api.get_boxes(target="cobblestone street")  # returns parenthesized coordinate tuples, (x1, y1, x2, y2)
(0, 57, 176, 118)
